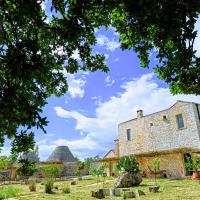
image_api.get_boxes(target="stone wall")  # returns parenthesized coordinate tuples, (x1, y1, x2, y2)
(118, 101, 200, 157)
(62, 162, 77, 176)
(136, 152, 185, 178)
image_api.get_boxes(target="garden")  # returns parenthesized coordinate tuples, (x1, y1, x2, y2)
(0, 156, 200, 199)
(1, 177, 200, 200)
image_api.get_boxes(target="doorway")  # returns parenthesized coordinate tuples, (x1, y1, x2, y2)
(184, 153, 193, 176)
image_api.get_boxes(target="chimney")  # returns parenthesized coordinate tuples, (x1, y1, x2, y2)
(137, 110, 143, 119)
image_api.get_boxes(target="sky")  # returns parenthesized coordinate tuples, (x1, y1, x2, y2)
(1, 2, 200, 161)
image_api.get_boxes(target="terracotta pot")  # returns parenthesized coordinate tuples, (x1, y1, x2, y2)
(192, 171, 200, 179)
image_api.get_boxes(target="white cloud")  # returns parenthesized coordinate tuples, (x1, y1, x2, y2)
(67, 74, 86, 98)
(91, 96, 103, 105)
(71, 49, 80, 60)
(56, 69, 86, 98)
(105, 75, 115, 87)
(54, 73, 200, 155)
(96, 34, 120, 51)
(37, 136, 102, 161)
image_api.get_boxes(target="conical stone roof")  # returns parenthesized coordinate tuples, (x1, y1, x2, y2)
(47, 146, 75, 162)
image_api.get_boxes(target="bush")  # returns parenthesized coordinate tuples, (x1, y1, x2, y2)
(29, 180, 36, 192)
(0, 185, 20, 199)
(62, 185, 70, 194)
(44, 179, 54, 194)
(42, 164, 62, 179)
(185, 156, 200, 172)
(116, 156, 140, 174)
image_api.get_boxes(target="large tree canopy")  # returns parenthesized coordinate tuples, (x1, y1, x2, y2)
(0, 0, 200, 154)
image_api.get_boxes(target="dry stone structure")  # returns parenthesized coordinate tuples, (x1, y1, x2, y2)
(100, 101, 200, 178)
(46, 146, 77, 176)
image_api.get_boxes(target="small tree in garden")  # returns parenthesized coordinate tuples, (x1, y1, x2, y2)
(153, 159, 160, 186)
(16, 159, 37, 181)
(116, 156, 140, 174)
(90, 164, 107, 188)
(75, 161, 84, 178)
(84, 156, 100, 175)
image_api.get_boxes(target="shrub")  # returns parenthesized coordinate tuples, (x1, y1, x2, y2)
(42, 164, 62, 179)
(0, 185, 20, 199)
(44, 179, 54, 194)
(16, 159, 37, 179)
(116, 156, 140, 174)
(62, 185, 70, 194)
(29, 180, 36, 192)
(185, 156, 200, 172)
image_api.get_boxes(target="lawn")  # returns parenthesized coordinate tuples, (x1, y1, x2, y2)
(1, 177, 200, 200)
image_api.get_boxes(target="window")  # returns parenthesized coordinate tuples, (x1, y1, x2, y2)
(150, 123, 153, 126)
(163, 115, 167, 120)
(126, 129, 131, 141)
(176, 114, 184, 129)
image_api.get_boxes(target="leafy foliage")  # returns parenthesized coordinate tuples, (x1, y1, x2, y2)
(44, 179, 54, 194)
(75, 160, 84, 177)
(116, 156, 140, 174)
(0, 155, 16, 170)
(153, 159, 160, 186)
(84, 156, 100, 174)
(16, 159, 37, 178)
(185, 156, 200, 172)
(0, 0, 108, 155)
(42, 164, 62, 179)
(90, 163, 107, 188)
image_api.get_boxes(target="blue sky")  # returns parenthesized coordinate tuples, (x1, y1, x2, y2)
(1, 2, 200, 161)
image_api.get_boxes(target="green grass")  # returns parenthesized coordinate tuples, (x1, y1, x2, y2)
(0, 185, 21, 199)
(1, 177, 200, 199)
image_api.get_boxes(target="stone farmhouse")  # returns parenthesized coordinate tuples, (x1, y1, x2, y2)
(100, 100, 200, 178)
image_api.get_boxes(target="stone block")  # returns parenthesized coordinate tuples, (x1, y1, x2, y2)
(102, 189, 114, 196)
(124, 191, 136, 198)
(114, 188, 121, 196)
(71, 180, 77, 185)
(91, 189, 105, 199)
(135, 189, 145, 197)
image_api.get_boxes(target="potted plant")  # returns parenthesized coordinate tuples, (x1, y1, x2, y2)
(185, 156, 200, 179)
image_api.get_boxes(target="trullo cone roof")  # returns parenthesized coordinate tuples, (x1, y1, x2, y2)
(47, 146, 75, 162)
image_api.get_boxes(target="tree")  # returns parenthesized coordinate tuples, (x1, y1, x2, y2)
(1, 1, 200, 155)
(90, 163, 107, 188)
(84, 156, 100, 174)
(0, 0, 108, 156)
(16, 159, 37, 180)
(153, 159, 160, 186)
(0, 156, 14, 170)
